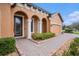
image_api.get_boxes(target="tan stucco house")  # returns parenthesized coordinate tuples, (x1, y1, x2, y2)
(0, 3, 63, 39)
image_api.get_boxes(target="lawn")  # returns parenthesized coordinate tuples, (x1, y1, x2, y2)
(73, 32, 79, 34)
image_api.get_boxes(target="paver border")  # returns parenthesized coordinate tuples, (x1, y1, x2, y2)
(30, 37, 55, 44)
(48, 37, 75, 56)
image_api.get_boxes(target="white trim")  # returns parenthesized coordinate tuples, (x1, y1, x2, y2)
(31, 6, 35, 12)
(38, 20, 40, 32)
(14, 15, 24, 38)
(27, 19, 32, 39)
(23, 16, 24, 37)
(24, 4, 30, 10)
(31, 18, 34, 33)
(39, 19, 42, 33)
(33, 18, 34, 33)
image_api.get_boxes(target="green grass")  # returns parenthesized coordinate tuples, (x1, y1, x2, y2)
(73, 32, 79, 34)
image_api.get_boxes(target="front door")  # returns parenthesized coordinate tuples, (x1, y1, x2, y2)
(14, 16, 23, 37)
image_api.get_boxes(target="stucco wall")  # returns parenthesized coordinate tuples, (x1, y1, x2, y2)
(0, 3, 13, 37)
(50, 13, 63, 35)
(0, 10, 1, 37)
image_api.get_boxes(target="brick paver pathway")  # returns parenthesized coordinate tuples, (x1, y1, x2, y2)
(16, 33, 79, 56)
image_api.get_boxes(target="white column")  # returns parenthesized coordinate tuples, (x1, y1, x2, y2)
(27, 19, 31, 39)
(38, 21, 40, 32)
(39, 19, 42, 33)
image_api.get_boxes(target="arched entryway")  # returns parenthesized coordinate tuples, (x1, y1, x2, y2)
(31, 15, 39, 33)
(14, 11, 28, 37)
(42, 18, 47, 33)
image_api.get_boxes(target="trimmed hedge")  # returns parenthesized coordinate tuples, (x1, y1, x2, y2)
(32, 32, 55, 40)
(0, 37, 16, 56)
(64, 28, 73, 33)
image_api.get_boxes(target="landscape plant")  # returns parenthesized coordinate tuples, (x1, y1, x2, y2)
(63, 38, 79, 56)
(32, 32, 55, 40)
(0, 37, 16, 56)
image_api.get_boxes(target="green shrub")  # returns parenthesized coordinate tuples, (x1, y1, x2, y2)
(32, 32, 55, 40)
(0, 37, 16, 56)
(64, 28, 73, 33)
(63, 38, 79, 56)
(74, 38, 79, 43)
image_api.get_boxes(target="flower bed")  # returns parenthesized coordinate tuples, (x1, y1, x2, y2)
(32, 32, 55, 40)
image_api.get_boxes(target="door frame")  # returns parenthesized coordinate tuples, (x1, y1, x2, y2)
(31, 18, 34, 33)
(14, 15, 24, 38)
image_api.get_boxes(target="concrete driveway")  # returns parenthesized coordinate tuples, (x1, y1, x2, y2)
(16, 33, 79, 56)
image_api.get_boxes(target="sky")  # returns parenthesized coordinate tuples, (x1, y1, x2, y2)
(35, 3, 79, 25)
